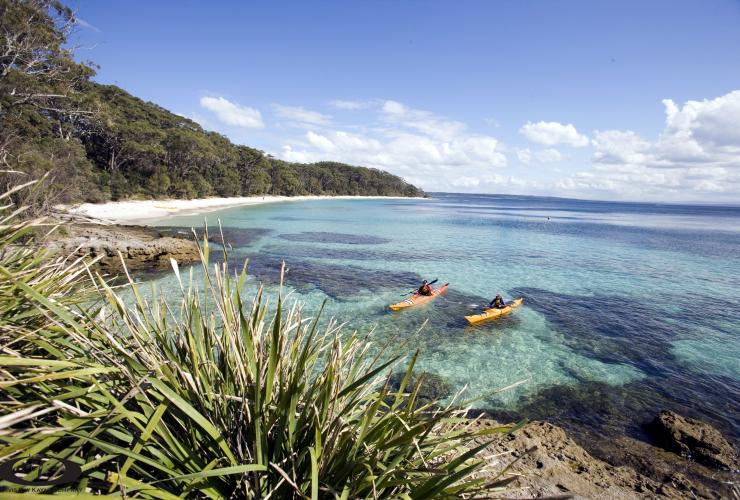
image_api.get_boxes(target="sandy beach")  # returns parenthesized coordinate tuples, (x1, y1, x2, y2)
(61, 195, 422, 224)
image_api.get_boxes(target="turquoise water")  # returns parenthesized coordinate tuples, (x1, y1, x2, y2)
(144, 193, 740, 441)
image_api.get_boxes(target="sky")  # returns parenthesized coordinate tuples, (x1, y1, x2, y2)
(69, 0, 740, 203)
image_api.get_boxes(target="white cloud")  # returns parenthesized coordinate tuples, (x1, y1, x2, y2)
(274, 101, 508, 192)
(520, 121, 589, 147)
(329, 99, 372, 110)
(449, 173, 538, 192)
(381, 100, 466, 140)
(280, 145, 311, 163)
(306, 131, 336, 152)
(272, 104, 331, 126)
(198, 89, 740, 201)
(663, 92, 740, 150)
(199, 96, 264, 129)
(557, 90, 740, 201)
(484, 117, 501, 128)
(591, 130, 653, 167)
(284, 130, 506, 170)
(517, 148, 564, 165)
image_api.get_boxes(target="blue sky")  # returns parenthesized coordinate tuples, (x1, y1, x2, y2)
(70, 0, 740, 202)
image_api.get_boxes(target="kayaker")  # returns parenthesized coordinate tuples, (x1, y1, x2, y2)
(489, 294, 506, 309)
(417, 280, 433, 296)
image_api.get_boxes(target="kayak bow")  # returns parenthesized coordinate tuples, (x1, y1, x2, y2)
(464, 297, 524, 325)
(389, 284, 449, 310)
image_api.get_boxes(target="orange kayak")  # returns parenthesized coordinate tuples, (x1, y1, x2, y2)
(389, 284, 449, 310)
(464, 297, 524, 325)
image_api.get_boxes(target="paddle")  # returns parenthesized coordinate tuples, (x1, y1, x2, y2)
(400, 278, 438, 296)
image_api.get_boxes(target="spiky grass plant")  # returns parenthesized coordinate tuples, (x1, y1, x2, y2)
(0, 185, 516, 498)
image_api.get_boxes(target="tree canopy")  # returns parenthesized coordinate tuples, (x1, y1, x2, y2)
(0, 0, 424, 210)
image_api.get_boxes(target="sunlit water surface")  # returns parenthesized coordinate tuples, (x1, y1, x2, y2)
(137, 193, 740, 441)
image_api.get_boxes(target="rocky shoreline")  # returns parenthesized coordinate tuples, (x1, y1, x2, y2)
(472, 412, 737, 499)
(45, 221, 200, 272)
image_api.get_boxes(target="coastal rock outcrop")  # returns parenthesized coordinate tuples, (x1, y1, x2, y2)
(46, 223, 200, 272)
(585, 433, 737, 499)
(471, 420, 690, 499)
(649, 410, 738, 471)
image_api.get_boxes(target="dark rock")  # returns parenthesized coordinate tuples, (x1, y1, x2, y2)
(469, 419, 687, 499)
(649, 410, 738, 471)
(584, 433, 735, 498)
(46, 223, 200, 272)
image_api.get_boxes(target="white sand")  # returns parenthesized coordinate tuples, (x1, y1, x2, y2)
(62, 195, 420, 224)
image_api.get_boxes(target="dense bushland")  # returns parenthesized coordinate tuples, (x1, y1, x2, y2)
(0, 0, 423, 211)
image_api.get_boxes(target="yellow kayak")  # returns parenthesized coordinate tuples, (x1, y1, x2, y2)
(464, 297, 524, 325)
(389, 284, 449, 311)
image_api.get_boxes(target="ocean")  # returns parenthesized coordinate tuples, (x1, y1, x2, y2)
(144, 192, 740, 443)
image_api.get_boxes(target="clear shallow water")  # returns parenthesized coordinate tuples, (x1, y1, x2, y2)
(144, 193, 740, 441)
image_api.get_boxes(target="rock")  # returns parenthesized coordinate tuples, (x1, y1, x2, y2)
(584, 433, 735, 498)
(469, 419, 687, 499)
(45, 223, 200, 272)
(649, 410, 738, 471)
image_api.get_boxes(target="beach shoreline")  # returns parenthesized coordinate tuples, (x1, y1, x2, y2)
(60, 195, 424, 224)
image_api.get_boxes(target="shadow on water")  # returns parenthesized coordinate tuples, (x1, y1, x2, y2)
(278, 231, 392, 245)
(259, 244, 446, 263)
(516, 287, 740, 371)
(227, 253, 421, 301)
(514, 287, 688, 372)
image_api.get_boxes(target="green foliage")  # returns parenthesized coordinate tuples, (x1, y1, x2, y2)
(1, 0, 100, 211)
(0, 184, 513, 498)
(1, 0, 424, 210)
(75, 85, 424, 201)
(146, 169, 171, 196)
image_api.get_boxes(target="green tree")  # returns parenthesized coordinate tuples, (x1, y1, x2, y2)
(0, 0, 98, 210)
(0, 0, 425, 212)
(146, 169, 171, 196)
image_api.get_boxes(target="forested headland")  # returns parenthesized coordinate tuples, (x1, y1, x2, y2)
(0, 0, 424, 211)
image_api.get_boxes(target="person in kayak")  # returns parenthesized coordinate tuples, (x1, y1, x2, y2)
(417, 280, 434, 296)
(489, 294, 506, 309)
